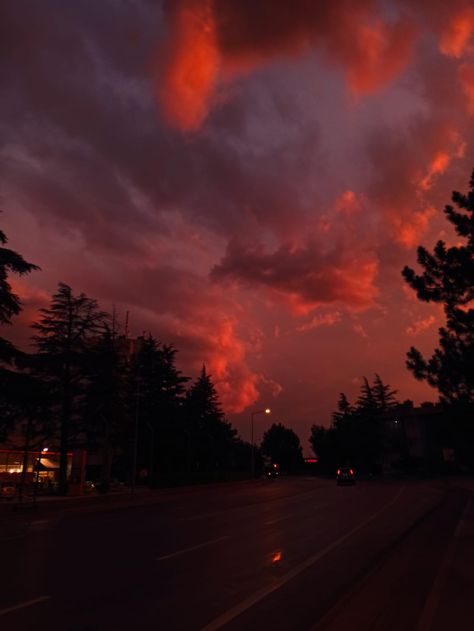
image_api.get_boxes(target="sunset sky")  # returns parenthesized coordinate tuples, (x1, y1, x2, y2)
(2, 0, 474, 450)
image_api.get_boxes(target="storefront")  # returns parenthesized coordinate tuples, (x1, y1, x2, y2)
(0, 449, 72, 493)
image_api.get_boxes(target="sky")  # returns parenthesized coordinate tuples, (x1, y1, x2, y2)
(1, 0, 474, 451)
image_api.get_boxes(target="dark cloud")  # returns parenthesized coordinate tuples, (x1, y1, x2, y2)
(1, 0, 474, 433)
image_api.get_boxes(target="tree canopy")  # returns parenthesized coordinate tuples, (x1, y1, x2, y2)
(0, 227, 40, 327)
(261, 422, 304, 472)
(402, 170, 474, 403)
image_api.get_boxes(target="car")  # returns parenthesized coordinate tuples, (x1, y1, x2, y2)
(336, 467, 355, 485)
(264, 463, 280, 479)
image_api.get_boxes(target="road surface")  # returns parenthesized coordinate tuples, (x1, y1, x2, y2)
(1, 477, 473, 630)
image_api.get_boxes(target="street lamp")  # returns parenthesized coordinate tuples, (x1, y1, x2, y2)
(251, 408, 271, 478)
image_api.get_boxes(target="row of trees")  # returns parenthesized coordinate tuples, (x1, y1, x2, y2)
(310, 170, 474, 471)
(1, 169, 473, 485)
(0, 234, 307, 491)
(310, 375, 401, 473)
(0, 269, 256, 492)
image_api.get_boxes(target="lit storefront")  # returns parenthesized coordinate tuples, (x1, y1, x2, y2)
(0, 449, 72, 492)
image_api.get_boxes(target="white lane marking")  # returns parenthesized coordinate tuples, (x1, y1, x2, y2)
(0, 596, 51, 617)
(200, 487, 405, 631)
(415, 497, 472, 631)
(157, 535, 229, 561)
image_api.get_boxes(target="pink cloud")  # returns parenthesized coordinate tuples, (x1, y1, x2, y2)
(406, 315, 437, 337)
(156, 0, 416, 131)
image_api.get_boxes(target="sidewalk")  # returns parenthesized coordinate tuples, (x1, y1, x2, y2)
(0, 477, 258, 516)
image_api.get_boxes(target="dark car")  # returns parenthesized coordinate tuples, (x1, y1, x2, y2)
(336, 467, 355, 485)
(265, 463, 280, 479)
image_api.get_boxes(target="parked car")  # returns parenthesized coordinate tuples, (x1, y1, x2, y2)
(336, 467, 355, 486)
(0, 483, 16, 500)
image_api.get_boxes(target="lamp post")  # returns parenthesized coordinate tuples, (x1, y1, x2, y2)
(250, 408, 271, 478)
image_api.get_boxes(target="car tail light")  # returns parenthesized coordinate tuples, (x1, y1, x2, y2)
(349, 469, 354, 475)
(337, 469, 341, 475)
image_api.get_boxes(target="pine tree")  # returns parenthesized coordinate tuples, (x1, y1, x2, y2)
(0, 227, 39, 327)
(332, 392, 354, 427)
(0, 225, 39, 441)
(83, 325, 129, 489)
(184, 366, 236, 472)
(356, 377, 377, 413)
(31, 283, 106, 494)
(130, 335, 188, 477)
(402, 170, 474, 403)
(372, 374, 398, 412)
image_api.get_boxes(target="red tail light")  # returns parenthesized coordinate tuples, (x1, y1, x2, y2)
(349, 469, 354, 475)
(337, 469, 341, 475)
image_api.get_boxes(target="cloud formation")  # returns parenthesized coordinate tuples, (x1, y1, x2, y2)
(158, 0, 417, 130)
(2, 0, 474, 438)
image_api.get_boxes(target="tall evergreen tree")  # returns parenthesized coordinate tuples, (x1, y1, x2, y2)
(332, 392, 354, 427)
(184, 366, 236, 472)
(402, 170, 474, 403)
(130, 335, 188, 477)
(83, 325, 129, 488)
(372, 374, 399, 412)
(0, 225, 39, 441)
(356, 377, 377, 413)
(0, 227, 39, 328)
(31, 283, 106, 494)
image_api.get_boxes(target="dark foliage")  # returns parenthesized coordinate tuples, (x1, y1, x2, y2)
(184, 366, 237, 473)
(260, 422, 304, 472)
(402, 170, 474, 403)
(31, 283, 107, 493)
(310, 374, 399, 473)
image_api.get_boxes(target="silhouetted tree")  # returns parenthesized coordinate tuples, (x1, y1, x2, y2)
(356, 377, 377, 414)
(372, 374, 399, 412)
(309, 424, 340, 472)
(129, 335, 188, 478)
(260, 422, 304, 472)
(0, 226, 39, 328)
(31, 283, 106, 494)
(184, 366, 236, 472)
(402, 170, 474, 403)
(83, 325, 129, 489)
(332, 393, 354, 427)
(0, 225, 39, 441)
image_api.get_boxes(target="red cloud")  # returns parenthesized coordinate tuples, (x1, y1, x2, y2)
(157, 0, 416, 130)
(157, 0, 220, 131)
(212, 239, 379, 313)
(439, 6, 474, 58)
(458, 63, 474, 115)
(406, 315, 436, 337)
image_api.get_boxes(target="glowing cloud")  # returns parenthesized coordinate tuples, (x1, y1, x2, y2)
(459, 63, 474, 115)
(439, 7, 474, 58)
(157, 0, 416, 131)
(406, 315, 436, 337)
(297, 312, 342, 332)
(157, 0, 220, 130)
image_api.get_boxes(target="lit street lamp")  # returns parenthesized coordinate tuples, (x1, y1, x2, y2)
(251, 408, 271, 478)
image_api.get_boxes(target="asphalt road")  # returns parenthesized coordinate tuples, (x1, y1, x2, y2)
(1, 477, 473, 631)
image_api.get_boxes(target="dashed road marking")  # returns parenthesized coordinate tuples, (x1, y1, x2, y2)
(0, 596, 50, 617)
(157, 535, 229, 561)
